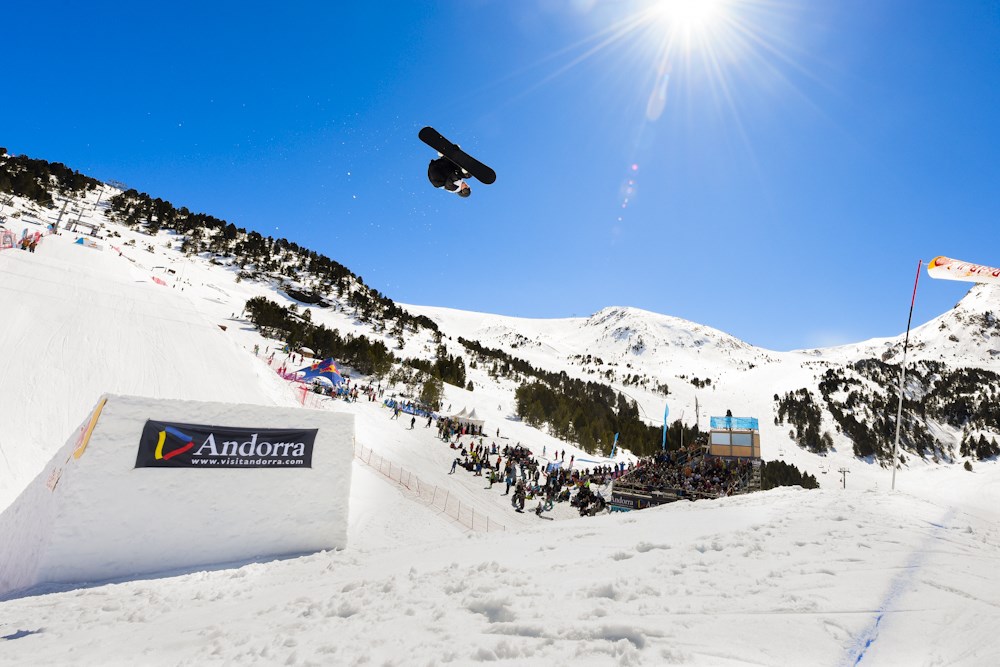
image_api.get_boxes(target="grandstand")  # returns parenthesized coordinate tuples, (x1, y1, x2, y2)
(610, 415, 762, 511)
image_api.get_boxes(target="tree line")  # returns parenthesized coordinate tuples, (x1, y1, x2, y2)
(244, 296, 467, 402)
(0, 148, 100, 207)
(774, 358, 1000, 465)
(108, 189, 437, 335)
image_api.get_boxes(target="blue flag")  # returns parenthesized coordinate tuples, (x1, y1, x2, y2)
(662, 403, 670, 451)
(610, 432, 619, 458)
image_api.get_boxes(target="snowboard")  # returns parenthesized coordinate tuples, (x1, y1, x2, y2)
(419, 126, 496, 185)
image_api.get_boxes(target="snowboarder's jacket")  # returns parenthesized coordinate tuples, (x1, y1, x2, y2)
(427, 157, 466, 192)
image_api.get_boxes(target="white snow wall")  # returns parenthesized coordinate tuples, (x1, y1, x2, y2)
(0, 394, 353, 599)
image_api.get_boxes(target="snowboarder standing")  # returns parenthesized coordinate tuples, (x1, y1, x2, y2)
(427, 156, 471, 198)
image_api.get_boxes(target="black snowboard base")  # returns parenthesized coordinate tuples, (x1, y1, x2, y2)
(419, 126, 496, 185)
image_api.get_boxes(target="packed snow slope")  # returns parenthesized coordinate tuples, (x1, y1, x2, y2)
(1, 189, 999, 665)
(3, 477, 999, 665)
(0, 210, 301, 508)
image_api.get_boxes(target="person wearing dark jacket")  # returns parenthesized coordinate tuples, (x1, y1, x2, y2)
(427, 157, 471, 198)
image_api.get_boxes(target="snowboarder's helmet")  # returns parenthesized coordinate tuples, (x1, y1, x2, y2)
(458, 185, 471, 198)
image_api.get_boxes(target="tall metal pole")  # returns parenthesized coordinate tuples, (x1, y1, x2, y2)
(679, 411, 685, 450)
(54, 197, 70, 230)
(891, 260, 923, 491)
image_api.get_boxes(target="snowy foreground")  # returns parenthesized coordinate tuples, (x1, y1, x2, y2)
(3, 475, 999, 666)
(2, 201, 1000, 665)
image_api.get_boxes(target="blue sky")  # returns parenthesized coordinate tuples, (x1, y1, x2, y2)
(4, 0, 998, 350)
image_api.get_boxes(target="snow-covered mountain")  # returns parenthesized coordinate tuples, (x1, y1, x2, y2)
(804, 283, 1000, 367)
(4, 178, 999, 488)
(1, 175, 999, 664)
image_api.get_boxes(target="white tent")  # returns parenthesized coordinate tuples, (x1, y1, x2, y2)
(450, 406, 484, 428)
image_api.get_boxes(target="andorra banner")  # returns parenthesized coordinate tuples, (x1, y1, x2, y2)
(927, 256, 1000, 285)
(135, 420, 318, 469)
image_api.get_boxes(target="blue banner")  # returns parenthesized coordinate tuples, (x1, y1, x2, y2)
(710, 416, 759, 430)
(661, 403, 669, 450)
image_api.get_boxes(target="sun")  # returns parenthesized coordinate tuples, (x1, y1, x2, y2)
(649, 0, 726, 32)
(529, 0, 785, 122)
(635, 0, 737, 65)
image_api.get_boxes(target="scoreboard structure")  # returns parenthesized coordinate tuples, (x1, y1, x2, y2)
(707, 416, 761, 459)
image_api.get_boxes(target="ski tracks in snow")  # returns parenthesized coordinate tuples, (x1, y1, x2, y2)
(844, 507, 956, 666)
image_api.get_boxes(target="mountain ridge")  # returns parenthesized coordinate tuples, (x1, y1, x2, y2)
(3, 149, 998, 481)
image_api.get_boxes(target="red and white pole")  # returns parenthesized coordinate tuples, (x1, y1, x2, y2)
(891, 259, 923, 491)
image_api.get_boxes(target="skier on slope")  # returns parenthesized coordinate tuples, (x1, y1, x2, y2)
(427, 156, 471, 198)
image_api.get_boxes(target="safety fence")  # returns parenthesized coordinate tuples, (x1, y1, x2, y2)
(294, 387, 367, 411)
(353, 441, 506, 533)
(382, 398, 437, 419)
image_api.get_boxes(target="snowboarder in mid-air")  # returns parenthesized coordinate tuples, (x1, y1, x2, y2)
(419, 126, 496, 199)
(427, 156, 471, 198)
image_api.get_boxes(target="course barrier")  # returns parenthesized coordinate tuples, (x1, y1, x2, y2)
(353, 442, 506, 533)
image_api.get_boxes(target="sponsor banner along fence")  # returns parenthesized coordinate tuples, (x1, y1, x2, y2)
(0, 228, 17, 250)
(353, 442, 506, 533)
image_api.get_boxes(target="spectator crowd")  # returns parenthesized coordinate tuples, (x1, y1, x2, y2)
(615, 447, 754, 500)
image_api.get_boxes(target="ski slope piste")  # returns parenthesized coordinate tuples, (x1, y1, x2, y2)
(0, 394, 353, 599)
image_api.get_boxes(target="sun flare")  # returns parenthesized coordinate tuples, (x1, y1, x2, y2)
(649, 0, 726, 32)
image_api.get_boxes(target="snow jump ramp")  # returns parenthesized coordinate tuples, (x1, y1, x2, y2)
(0, 394, 353, 599)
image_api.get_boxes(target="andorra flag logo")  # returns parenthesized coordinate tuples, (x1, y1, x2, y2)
(155, 426, 196, 461)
